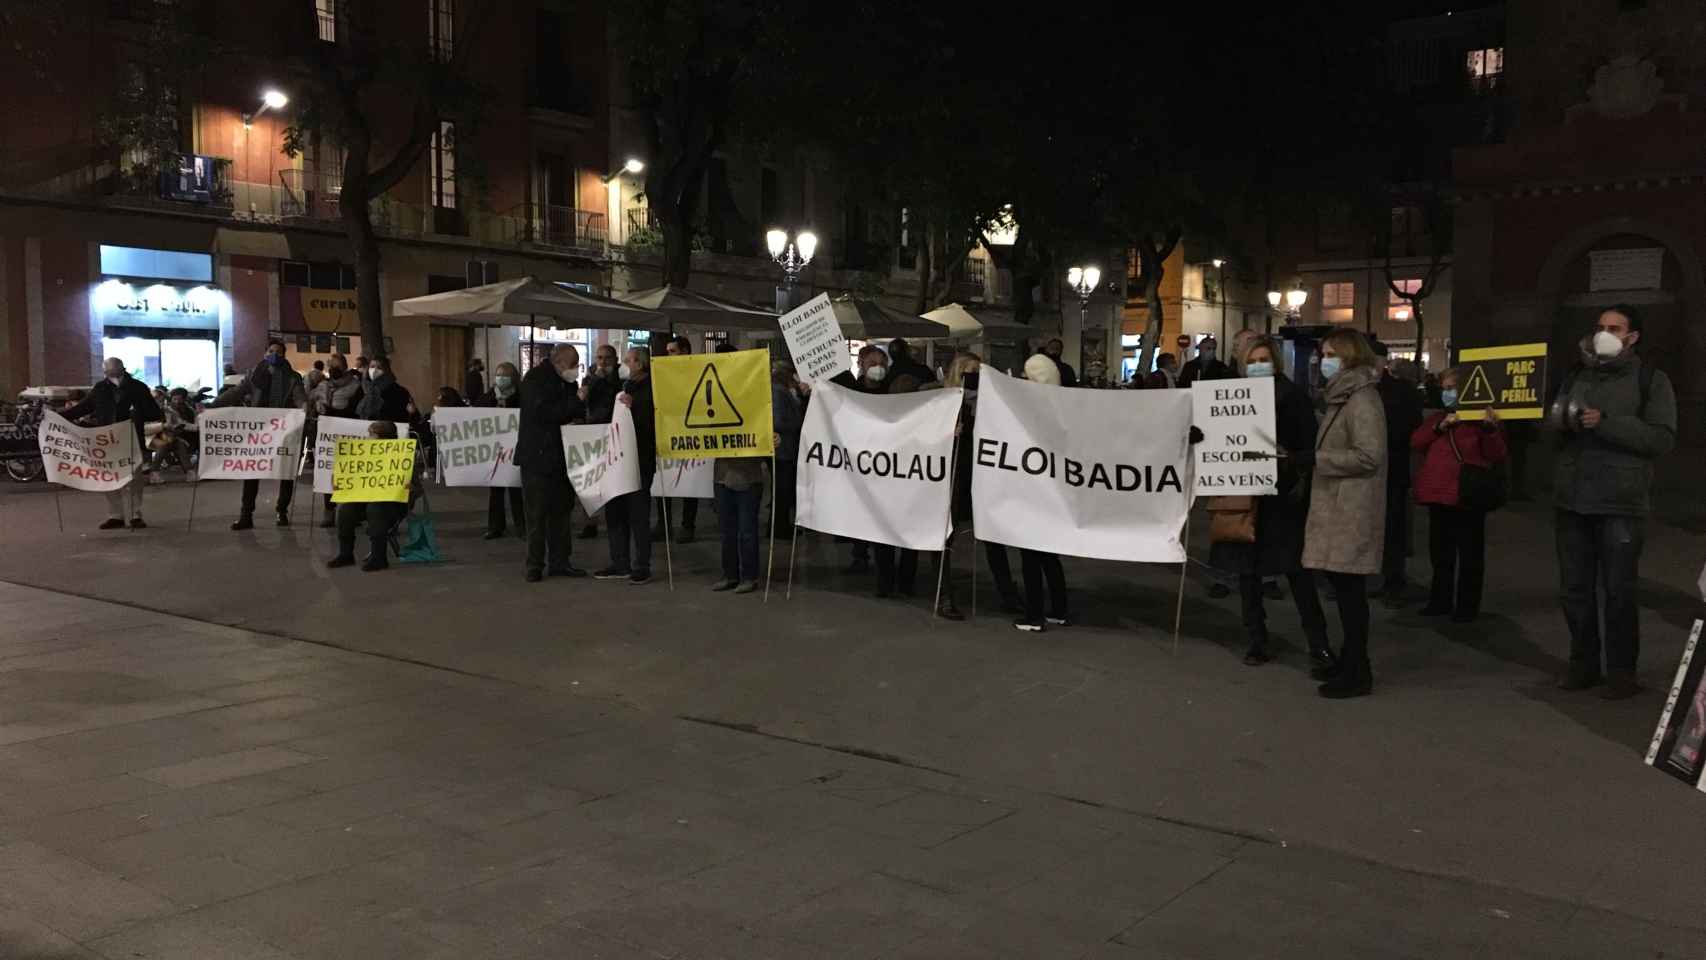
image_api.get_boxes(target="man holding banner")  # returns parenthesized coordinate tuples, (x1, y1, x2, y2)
(474, 361, 526, 540)
(516, 345, 587, 582)
(210, 340, 308, 530)
(55, 358, 159, 529)
(597, 347, 656, 584)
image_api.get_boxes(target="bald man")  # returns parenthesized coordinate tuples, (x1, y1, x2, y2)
(515, 345, 588, 582)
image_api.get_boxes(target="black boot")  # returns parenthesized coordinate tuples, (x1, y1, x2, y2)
(1319, 658, 1372, 699)
(1308, 644, 1339, 681)
(1243, 631, 1271, 666)
(230, 513, 254, 531)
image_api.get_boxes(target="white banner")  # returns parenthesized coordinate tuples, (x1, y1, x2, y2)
(433, 407, 521, 488)
(796, 383, 960, 550)
(1191, 376, 1277, 495)
(971, 370, 1193, 562)
(778, 293, 847, 383)
(197, 409, 307, 482)
(651, 456, 713, 498)
(314, 416, 410, 494)
(38, 412, 142, 492)
(561, 403, 641, 516)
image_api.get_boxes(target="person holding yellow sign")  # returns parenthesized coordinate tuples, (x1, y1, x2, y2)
(328, 422, 415, 572)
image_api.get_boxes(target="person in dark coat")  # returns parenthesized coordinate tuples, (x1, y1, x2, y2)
(1372, 341, 1424, 606)
(463, 358, 485, 407)
(578, 344, 621, 539)
(1411, 366, 1509, 623)
(60, 357, 161, 530)
(356, 356, 416, 425)
(515, 345, 587, 582)
(595, 347, 656, 584)
(888, 338, 938, 386)
(1208, 337, 1331, 667)
(830, 345, 892, 576)
(210, 339, 309, 530)
(1041, 338, 1078, 388)
(310, 352, 364, 527)
(1178, 337, 1233, 387)
(327, 420, 409, 572)
(939, 352, 1019, 617)
(479, 361, 525, 540)
(655, 336, 698, 542)
(770, 360, 806, 532)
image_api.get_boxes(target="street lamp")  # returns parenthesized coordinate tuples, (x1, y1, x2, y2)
(243, 89, 289, 127)
(1066, 264, 1101, 370)
(1212, 258, 1227, 343)
(767, 228, 817, 307)
(601, 157, 645, 184)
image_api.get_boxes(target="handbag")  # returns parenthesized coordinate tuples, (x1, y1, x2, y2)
(1447, 428, 1507, 512)
(1205, 495, 1258, 544)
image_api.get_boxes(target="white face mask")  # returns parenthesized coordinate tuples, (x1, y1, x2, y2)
(617, 363, 632, 381)
(559, 364, 580, 383)
(368, 367, 384, 381)
(106, 370, 124, 384)
(866, 365, 888, 383)
(1592, 330, 1625, 358)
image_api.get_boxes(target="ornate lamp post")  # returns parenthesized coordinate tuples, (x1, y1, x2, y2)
(766, 228, 817, 309)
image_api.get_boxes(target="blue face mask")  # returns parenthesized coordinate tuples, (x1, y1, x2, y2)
(1440, 388, 1459, 408)
(1319, 356, 1343, 380)
(1245, 361, 1274, 378)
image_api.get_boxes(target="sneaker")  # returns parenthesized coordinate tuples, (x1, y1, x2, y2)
(361, 556, 389, 572)
(548, 566, 586, 578)
(733, 580, 757, 594)
(1013, 618, 1045, 633)
(98, 518, 126, 530)
(710, 579, 738, 591)
(327, 555, 356, 569)
(629, 571, 652, 585)
(231, 515, 254, 531)
(592, 567, 630, 581)
(1600, 674, 1640, 700)
(129, 517, 147, 530)
(1207, 582, 1231, 599)
(276, 513, 290, 527)
(483, 529, 506, 540)
(1045, 615, 1068, 627)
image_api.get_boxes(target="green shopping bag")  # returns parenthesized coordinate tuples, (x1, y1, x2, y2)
(398, 495, 443, 564)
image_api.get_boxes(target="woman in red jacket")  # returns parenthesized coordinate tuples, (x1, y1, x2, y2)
(1411, 365, 1509, 622)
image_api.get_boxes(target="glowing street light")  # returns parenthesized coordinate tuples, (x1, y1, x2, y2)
(244, 89, 289, 127)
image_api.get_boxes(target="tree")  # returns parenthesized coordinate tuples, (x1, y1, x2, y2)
(1382, 186, 1453, 362)
(281, 0, 490, 358)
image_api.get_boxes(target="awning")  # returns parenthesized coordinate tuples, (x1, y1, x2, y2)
(922, 302, 1033, 340)
(212, 227, 291, 259)
(618, 285, 778, 331)
(827, 295, 950, 340)
(392, 277, 669, 330)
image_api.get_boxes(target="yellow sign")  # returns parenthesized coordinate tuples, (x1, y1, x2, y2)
(1454, 342, 1549, 421)
(652, 349, 774, 459)
(331, 438, 416, 503)
(299, 288, 359, 332)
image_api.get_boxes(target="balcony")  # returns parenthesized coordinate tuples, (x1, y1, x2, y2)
(501, 203, 606, 256)
(278, 168, 426, 237)
(107, 153, 233, 211)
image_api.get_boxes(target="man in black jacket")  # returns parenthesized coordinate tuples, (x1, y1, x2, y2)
(1178, 336, 1233, 387)
(1041, 338, 1079, 388)
(596, 346, 657, 584)
(887, 338, 937, 388)
(578, 344, 621, 539)
(213, 340, 309, 530)
(1373, 341, 1423, 606)
(516, 345, 587, 582)
(654, 336, 699, 542)
(61, 357, 160, 530)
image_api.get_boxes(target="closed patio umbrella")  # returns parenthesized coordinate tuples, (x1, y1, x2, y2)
(617, 285, 778, 331)
(827, 295, 951, 340)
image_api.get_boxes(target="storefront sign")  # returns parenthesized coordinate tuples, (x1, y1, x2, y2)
(282, 287, 360, 333)
(92, 279, 225, 331)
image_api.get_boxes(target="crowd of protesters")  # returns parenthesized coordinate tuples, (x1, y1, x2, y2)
(55, 303, 1676, 701)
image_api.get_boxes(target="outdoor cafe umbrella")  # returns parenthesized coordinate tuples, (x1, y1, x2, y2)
(617, 285, 778, 331)
(921, 302, 1033, 341)
(393, 277, 668, 330)
(826, 295, 951, 340)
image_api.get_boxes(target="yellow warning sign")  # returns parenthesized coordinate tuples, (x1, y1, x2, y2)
(1455, 342, 1549, 420)
(652, 349, 774, 459)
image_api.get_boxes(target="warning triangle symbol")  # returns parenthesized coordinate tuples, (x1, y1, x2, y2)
(1459, 365, 1496, 406)
(683, 363, 745, 428)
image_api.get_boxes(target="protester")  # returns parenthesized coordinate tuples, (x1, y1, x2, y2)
(578, 344, 622, 539)
(888, 338, 936, 386)
(148, 387, 196, 475)
(1411, 366, 1509, 623)
(306, 360, 326, 393)
(710, 345, 766, 594)
(1013, 353, 1069, 631)
(655, 335, 698, 542)
(354, 355, 370, 376)
(516, 344, 586, 582)
(327, 420, 408, 572)
(1374, 340, 1424, 607)
(478, 361, 525, 541)
(1549, 305, 1677, 698)
(212, 339, 308, 530)
(356, 356, 416, 424)
(833, 344, 894, 574)
(1082, 359, 1111, 389)
(1144, 353, 1180, 389)
(936, 353, 1016, 618)
(873, 372, 924, 600)
(1210, 337, 1333, 667)
(1040, 338, 1078, 387)
(1301, 329, 1388, 698)
(60, 357, 160, 530)
(463, 357, 485, 405)
(1179, 336, 1233, 387)
(596, 347, 656, 584)
(436, 387, 465, 409)
(311, 352, 364, 527)
(1227, 328, 1262, 375)
(771, 360, 805, 532)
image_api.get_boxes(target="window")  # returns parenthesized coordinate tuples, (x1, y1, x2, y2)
(315, 0, 337, 42)
(1321, 282, 1355, 308)
(431, 121, 456, 210)
(1388, 278, 1422, 303)
(1466, 47, 1503, 90)
(428, 0, 454, 62)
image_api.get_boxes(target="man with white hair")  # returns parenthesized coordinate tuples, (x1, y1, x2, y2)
(59, 358, 160, 530)
(515, 345, 587, 582)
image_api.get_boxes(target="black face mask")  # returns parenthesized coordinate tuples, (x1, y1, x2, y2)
(961, 372, 980, 392)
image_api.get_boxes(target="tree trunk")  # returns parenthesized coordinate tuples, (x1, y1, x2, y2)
(912, 224, 932, 316)
(1135, 244, 1167, 377)
(339, 159, 386, 360)
(662, 217, 691, 287)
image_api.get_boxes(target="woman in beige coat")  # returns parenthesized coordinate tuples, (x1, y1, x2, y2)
(1302, 329, 1388, 699)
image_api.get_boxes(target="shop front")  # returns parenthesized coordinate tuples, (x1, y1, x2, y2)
(92, 245, 231, 391)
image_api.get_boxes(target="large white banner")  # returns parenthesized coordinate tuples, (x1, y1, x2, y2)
(38, 412, 142, 492)
(972, 370, 1193, 562)
(313, 416, 410, 495)
(197, 409, 307, 481)
(778, 293, 847, 384)
(651, 456, 713, 498)
(796, 383, 961, 550)
(561, 404, 641, 516)
(1191, 376, 1277, 495)
(433, 407, 521, 487)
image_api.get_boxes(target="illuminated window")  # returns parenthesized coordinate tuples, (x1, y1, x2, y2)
(431, 121, 456, 210)
(315, 0, 337, 42)
(428, 0, 454, 61)
(1389, 278, 1422, 303)
(1466, 47, 1503, 90)
(1321, 282, 1355, 308)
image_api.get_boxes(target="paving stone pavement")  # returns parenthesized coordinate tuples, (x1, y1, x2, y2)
(2, 580, 1703, 959)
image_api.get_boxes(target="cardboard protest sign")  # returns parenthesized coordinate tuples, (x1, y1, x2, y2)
(796, 383, 960, 550)
(561, 404, 641, 516)
(433, 407, 521, 487)
(313, 417, 410, 494)
(37, 412, 142, 491)
(779, 293, 848, 384)
(197, 409, 307, 481)
(1191, 376, 1277, 495)
(972, 370, 1193, 563)
(1645, 619, 1706, 791)
(1453, 343, 1548, 421)
(651, 456, 713, 499)
(331, 438, 416, 503)
(652, 348, 774, 460)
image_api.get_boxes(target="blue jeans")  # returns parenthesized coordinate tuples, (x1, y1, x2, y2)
(715, 482, 764, 581)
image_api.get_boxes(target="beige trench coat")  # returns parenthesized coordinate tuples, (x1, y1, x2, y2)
(1301, 365, 1388, 575)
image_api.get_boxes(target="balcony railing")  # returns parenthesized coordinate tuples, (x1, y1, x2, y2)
(109, 152, 233, 209)
(502, 203, 607, 255)
(278, 168, 426, 237)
